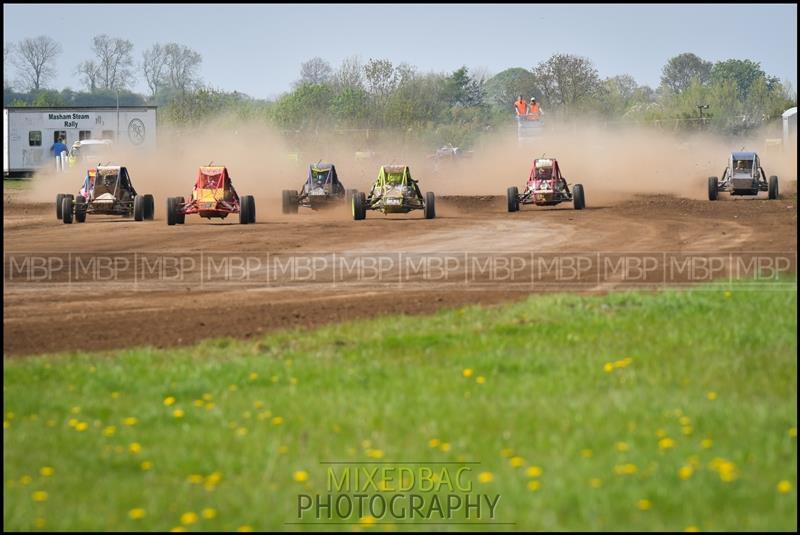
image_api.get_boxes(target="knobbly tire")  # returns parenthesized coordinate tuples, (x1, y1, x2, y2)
(573, 184, 586, 210)
(166, 197, 177, 226)
(768, 176, 779, 200)
(282, 190, 298, 215)
(75, 195, 87, 223)
(144, 194, 155, 220)
(507, 187, 519, 212)
(352, 191, 366, 221)
(56, 193, 65, 220)
(134, 195, 145, 221)
(61, 196, 73, 224)
(424, 192, 436, 219)
(240, 195, 255, 224)
(708, 177, 718, 201)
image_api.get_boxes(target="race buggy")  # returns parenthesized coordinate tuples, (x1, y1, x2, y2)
(56, 165, 154, 224)
(351, 165, 435, 220)
(506, 158, 585, 211)
(708, 151, 779, 200)
(166, 165, 255, 225)
(282, 163, 356, 214)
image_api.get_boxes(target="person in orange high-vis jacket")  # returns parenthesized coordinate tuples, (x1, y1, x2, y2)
(514, 95, 528, 117)
(529, 97, 541, 120)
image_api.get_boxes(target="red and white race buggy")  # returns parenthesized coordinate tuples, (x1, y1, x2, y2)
(166, 166, 255, 226)
(506, 158, 585, 212)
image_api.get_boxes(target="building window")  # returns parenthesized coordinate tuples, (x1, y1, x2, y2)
(53, 130, 67, 143)
(79, 130, 92, 141)
(29, 131, 42, 146)
(101, 130, 115, 140)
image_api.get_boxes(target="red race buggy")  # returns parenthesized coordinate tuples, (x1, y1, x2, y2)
(506, 158, 585, 212)
(166, 166, 255, 225)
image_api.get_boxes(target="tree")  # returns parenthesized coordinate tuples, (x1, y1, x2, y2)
(333, 55, 364, 91)
(533, 53, 601, 110)
(710, 59, 769, 100)
(142, 44, 168, 97)
(297, 57, 332, 86)
(4, 42, 12, 89)
(364, 58, 397, 98)
(483, 67, 540, 109)
(10, 36, 62, 91)
(660, 53, 712, 94)
(75, 60, 101, 92)
(87, 34, 135, 90)
(163, 43, 202, 93)
(442, 66, 485, 108)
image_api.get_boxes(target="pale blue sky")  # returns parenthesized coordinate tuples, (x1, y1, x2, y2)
(4, 3, 797, 99)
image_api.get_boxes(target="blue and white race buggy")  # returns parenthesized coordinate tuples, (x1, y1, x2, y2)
(282, 163, 355, 214)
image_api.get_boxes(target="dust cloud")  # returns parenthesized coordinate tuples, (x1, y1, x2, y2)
(25, 115, 797, 210)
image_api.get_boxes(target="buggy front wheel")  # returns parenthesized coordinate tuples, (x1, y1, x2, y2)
(166, 197, 177, 226)
(56, 193, 65, 220)
(708, 176, 718, 201)
(424, 192, 436, 219)
(144, 194, 155, 220)
(134, 195, 145, 221)
(572, 184, 586, 210)
(352, 191, 366, 221)
(75, 195, 87, 223)
(768, 176, 779, 200)
(240, 195, 256, 224)
(507, 186, 519, 212)
(61, 195, 74, 224)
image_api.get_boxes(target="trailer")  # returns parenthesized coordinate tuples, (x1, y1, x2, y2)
(3, 106, 157, 177)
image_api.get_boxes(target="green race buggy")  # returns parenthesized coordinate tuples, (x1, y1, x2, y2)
(351, 165, 436, 220)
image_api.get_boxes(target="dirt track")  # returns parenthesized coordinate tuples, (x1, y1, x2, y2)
(4, 191, 797, 356)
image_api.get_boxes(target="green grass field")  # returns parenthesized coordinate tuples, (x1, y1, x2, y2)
(3, 282, 797, 532)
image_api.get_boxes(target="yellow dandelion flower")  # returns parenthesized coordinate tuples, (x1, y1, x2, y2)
(249, 372, 258, 381)
(614, 463, 638, 475)
(789, 427, 797, 438)
(603, 362, 615, 373)
(429, 438, 441, 448)
(475, 376, 486, 384)
(141, 461, 154, 471)
(685, 526, 700, 532)
(253, 400, 264, 409)
(682, 426, 693, 436)
(527, 480, 541, 491)
(236, 427, 248, 437)
(170, 528, 186, 533)
(3, 420, 9, 429)
(20, 475, 32, 485)
(706, 391, 717, 401)
(129, 442, 142, 454)
(237, 526, 253, 532)
(33, 518, 46, 528)
(173, 409, 185, 419)
(637, 499, 652, 511)
(39, 467, 54, 477)
(111, 391, 121, 399)
(102, 426, 116, 437)
(478, 472, 493, 483)
(701, 438, 713, 449)
(509, 456, 525, 468)
(123, 417, 138, 426)
(68, 418, 78, 428)
(128, 508, 146, 520)
(439, 442, 452, 452)
(359, 515, 376, 525)
(188, 474, 204, 484)
(163, 396, 176, 406)
(206, 472, 222, 485)
(526, 466, 542, 478)
(205, 402, 215, 411)
(193, 399, 204, 407)
(777, 480, 792, 494)
(678, 466, 694, 480)
(32, 490, 48, 502)
(201, 508, 217, 519)
(723, 290, 732, 299)
(658, 437, 676, 450)
(75, 421, 89, 431)
(580, 449, 593, 458)
(180, 512, 198, 525)
(615, 442, 630, 452)
(462, 368, 473, 378)
(589, 478, 603, 488)
(500, 448, 514, 458)
(679, 416, 691, 426)
(271, 416, 284, 425)
(367, 449, 384, 459)
(293, 470, 309, 482)
(228, 384, 238, 392)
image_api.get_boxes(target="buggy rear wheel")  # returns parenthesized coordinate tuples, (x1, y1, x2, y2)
(61, 195, 74, 224)
(573, 184, 586, 210)
(144, 194, 155, 220)
(507, 187, 519, 212)
(240, 195, 255, 224)
(166, 197, 177, 226)
(708, 176, 718, 201)
(282, 190, 298, 214)
(56, 193, 65, 220)
(352, 191, 366, 220)
(424, 192, 436, 219)
(75, 195, 87, 223)
(768, 176, 779, 200)
(134, 195, 145, 221)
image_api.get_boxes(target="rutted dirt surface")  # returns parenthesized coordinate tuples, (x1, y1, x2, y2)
(4, 193, 797, 357)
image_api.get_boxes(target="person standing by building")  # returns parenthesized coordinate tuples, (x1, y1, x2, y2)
(51, 136, 68, 159)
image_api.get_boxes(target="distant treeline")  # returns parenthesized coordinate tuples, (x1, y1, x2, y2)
(4, 33, 796, 147)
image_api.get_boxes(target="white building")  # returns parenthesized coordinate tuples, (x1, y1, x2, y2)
(4, 106, 157, 176)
